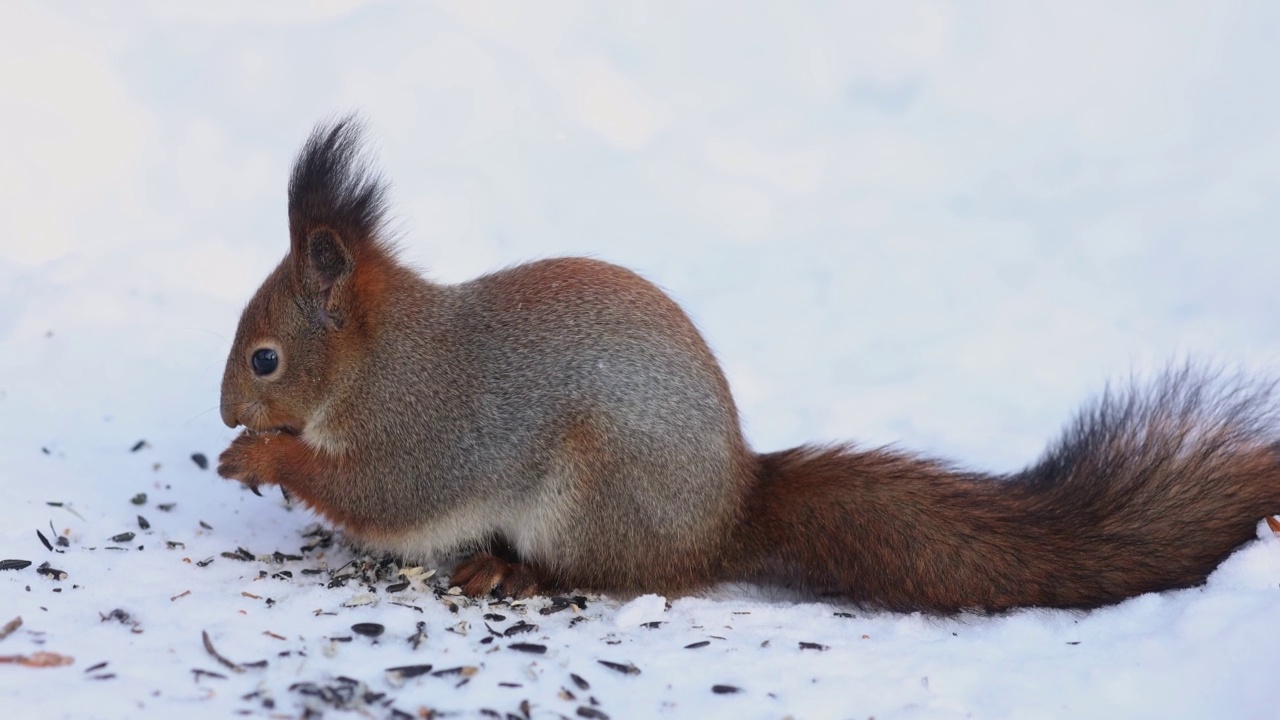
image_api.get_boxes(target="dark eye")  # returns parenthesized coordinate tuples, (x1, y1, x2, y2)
(251, 348, 279, 376)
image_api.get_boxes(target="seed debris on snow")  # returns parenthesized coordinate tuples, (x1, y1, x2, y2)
(385, 663, 434, 683)
(191, 668, 227, 682)
(0, 651, 74, 667)
(30, 503, 645, 716)
(201, 630, 266, 674)
(432, 665, 480, 678)
(285, 676, 406, 716)
(503, 620, 538, 637)
(408, 621, 428, 650)
(351, 623, 385, 638)
(597, 660, 640, 675)
(342, 593, 377, 608)
(36, 562, 67, 580)
(508, 643, 547, 654)
(99, 608, 142, 634)
(221, 547, 254, 562)
(540, 595, 588, 615)
(0, 617, 22, 642)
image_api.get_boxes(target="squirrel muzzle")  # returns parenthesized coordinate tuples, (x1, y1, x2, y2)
(220, 402, 240, 429)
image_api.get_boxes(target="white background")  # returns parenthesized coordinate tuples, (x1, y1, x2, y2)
(2, 2, 1279, 718)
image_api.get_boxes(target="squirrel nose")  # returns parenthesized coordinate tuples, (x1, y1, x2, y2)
(220, 403, 239, 429)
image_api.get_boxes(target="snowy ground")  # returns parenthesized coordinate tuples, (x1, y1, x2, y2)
(4, 2, 1280, 718)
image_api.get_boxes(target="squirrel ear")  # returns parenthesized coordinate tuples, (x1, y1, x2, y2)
(304, 228, 352, 291)
(300, 228, 354, 328)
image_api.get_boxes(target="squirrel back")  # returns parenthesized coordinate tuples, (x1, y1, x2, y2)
(218, 117, 1280, 613)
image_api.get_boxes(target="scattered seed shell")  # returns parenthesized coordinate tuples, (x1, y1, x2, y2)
(342, 594, 376, 608)
(597, 660, 640, 675)
(387, 664, 434, 679)
(508, 643, 547, 654)
(351, 623, 385, 638)
(0, 652, 74, 667)
(35, 563, 66, 581)
(201, 630, 250, 673)
(503, 621, 538, 637)
(0, 617, 22, 641)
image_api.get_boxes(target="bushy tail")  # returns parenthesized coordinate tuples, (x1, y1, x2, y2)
(731, 368, 1280, 613)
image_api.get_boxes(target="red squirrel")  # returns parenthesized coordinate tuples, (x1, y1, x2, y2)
(218, 117, 1280, 613)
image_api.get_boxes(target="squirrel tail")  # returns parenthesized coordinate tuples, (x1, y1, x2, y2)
(729, 367, 1280, 612)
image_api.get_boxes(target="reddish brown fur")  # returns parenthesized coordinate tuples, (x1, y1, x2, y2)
(729, 382, 1280, 612)
(217, 431, 395, 541)
(451, 553, 554, 598)
(219, 118, 1280, 613)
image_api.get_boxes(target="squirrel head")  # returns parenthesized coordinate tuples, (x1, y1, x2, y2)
(220, 116, 391, 432)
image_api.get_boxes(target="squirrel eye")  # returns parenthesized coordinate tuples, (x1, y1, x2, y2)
(251, 348, 279, 376)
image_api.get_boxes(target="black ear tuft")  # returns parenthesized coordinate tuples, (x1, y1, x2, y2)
(288, 115, 389, 259)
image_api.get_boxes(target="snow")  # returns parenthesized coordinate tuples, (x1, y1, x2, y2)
(4, 1, 1280, 718)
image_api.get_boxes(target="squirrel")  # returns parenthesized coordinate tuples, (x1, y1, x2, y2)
(218, 117, 1280, 614)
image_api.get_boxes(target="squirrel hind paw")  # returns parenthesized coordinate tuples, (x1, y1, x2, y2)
(451, 553, 545, 599)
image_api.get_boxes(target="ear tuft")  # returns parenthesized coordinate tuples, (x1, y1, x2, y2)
(288, 115, 389, 258)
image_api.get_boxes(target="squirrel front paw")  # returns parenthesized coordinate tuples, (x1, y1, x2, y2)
(217, 431, 287, 495)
